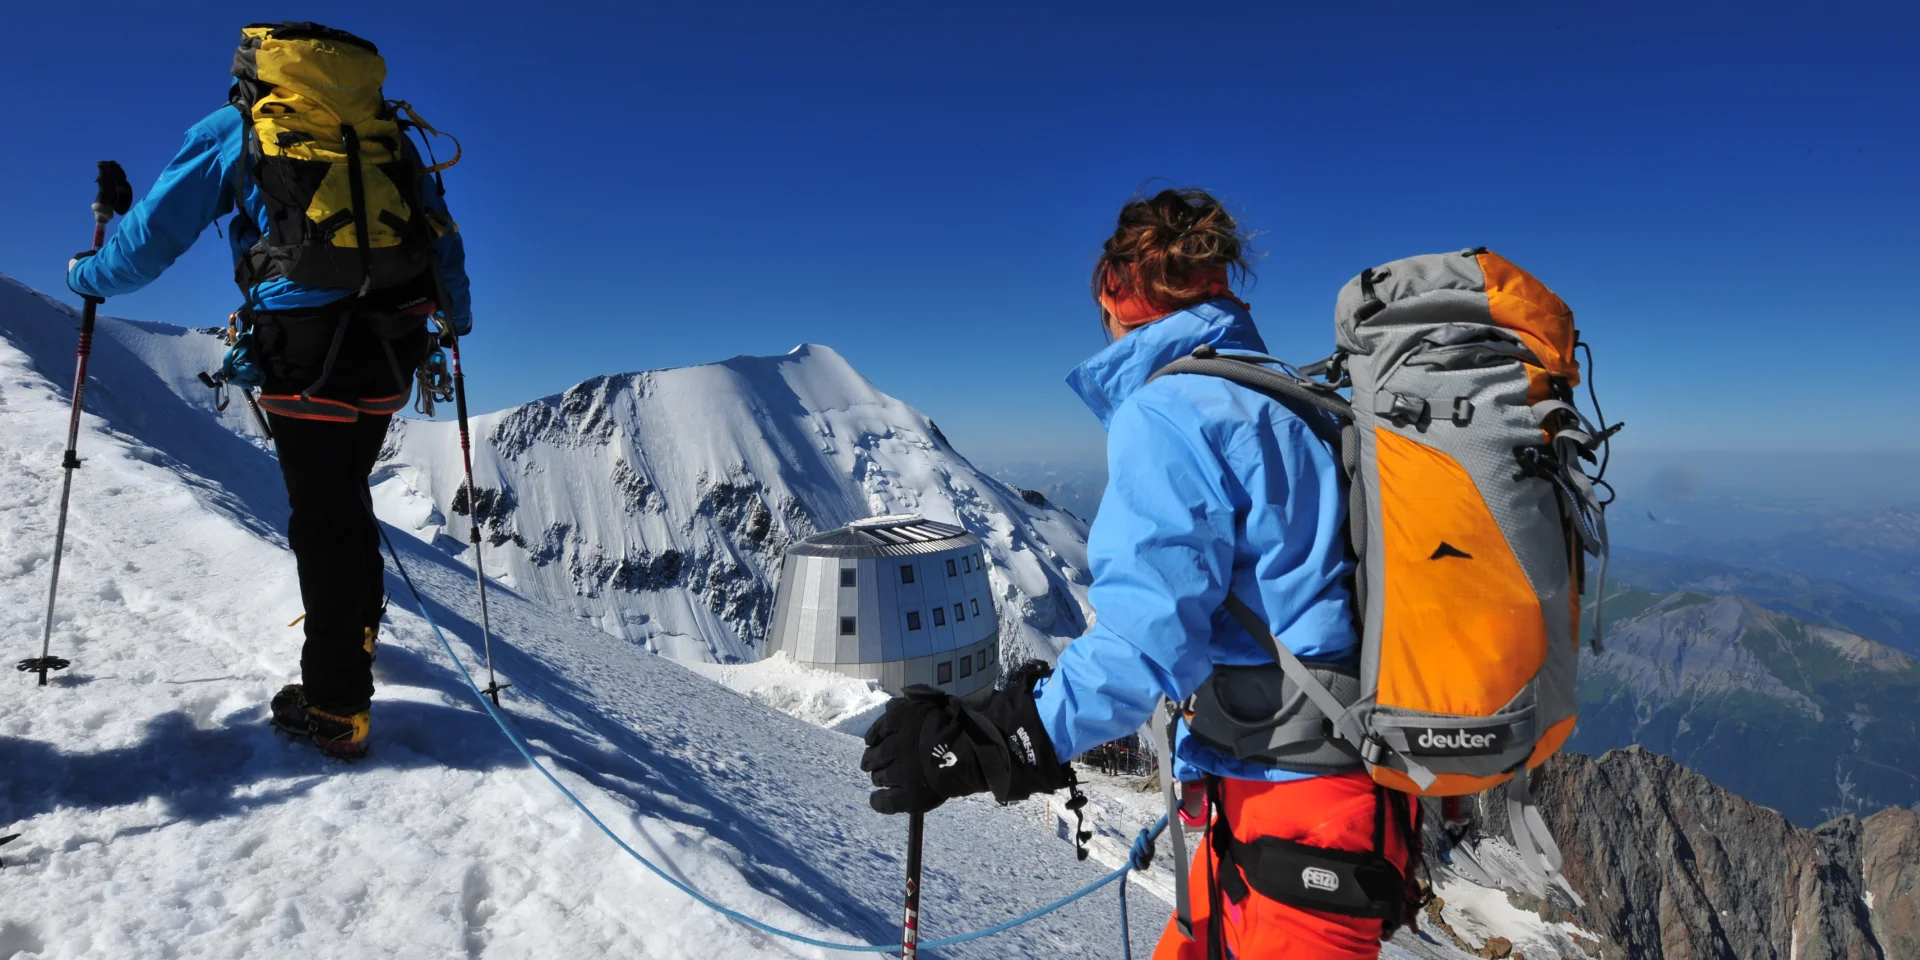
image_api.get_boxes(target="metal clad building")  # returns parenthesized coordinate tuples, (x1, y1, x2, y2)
(766, 515, 998, 695)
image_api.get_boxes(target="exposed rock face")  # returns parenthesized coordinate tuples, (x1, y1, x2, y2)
(1535, 747, 1914, 959)
(1857, 806, 1920, 958)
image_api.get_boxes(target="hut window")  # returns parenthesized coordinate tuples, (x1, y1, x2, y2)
(840, 568, 856, 588)
(946, 559, 958, 577)
(839, 617, 856, 636)
(971, 599, 980, 617)
(932, 607, 946, 627)
(953, 603, 965, 622)
(906, 611, 922, 631)
(937, 661, 953, 684)
(963, 555, 972, 573)
(976, 650, 988, 672)
(900, 564, 915, 584)
(959, 656, 973, 678)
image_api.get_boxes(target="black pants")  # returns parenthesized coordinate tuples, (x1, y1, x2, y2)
(271, 411, 391, 710)
(255, 301, 432, 712)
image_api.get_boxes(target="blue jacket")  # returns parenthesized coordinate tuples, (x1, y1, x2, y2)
(1032, 300, 1358, 783)
(68, 105, 472, 326)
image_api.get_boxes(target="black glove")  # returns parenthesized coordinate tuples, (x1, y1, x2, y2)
(860, 661, 1070, 815)
(67, 250, 101, 303)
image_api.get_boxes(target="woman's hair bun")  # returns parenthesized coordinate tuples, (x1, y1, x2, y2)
(1093, 188, 1250, 313)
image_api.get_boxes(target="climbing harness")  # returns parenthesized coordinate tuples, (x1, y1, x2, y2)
(371, 517, 1170, 955)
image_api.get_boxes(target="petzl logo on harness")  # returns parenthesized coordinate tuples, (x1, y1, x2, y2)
(1300, 866, 1341, 893)
(1409, 726, 1510, 757)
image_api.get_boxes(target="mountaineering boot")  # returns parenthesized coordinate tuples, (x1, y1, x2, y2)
(271, 684, 371, 759)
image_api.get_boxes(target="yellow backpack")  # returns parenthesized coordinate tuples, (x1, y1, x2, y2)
(228, 22, 460, 296)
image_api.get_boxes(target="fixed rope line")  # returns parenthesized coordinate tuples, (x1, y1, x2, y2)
(373, 523, 1163, 955)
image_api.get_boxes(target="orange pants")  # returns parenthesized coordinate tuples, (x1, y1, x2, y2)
(1153, 773, 1415, 960)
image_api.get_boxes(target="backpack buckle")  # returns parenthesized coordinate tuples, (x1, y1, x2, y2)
(1373, 391, 1428, 427)
(1361, 734, 1388, 766)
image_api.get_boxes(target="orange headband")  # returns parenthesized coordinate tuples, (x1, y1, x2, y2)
(1098, 264, 1237, 327)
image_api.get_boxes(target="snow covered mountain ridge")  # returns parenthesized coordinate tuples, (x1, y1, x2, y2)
(0, 272, 1150, 957)
(373, 342, 1094, 666)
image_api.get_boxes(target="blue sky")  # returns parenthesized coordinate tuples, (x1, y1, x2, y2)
(3, 2, 1915, 468)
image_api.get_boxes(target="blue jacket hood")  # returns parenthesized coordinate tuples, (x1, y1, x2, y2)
(1066, 299, 1269, 427)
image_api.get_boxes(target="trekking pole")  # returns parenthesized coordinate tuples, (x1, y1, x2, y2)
(901, 812, 926, 959)
(448, 335, 505, 705)
(19, 161, 132, 685)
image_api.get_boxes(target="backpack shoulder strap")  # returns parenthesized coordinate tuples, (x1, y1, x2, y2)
(227, 98, 265, 310)
(1148, 347, 1354, 458)
(1148, 347, 1353, 419)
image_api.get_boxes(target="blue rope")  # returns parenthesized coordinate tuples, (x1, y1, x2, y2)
(377, 527, 1165, 955)
(1119, 815, 1170, 960)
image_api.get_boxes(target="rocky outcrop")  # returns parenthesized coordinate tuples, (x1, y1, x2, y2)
(1857, 806, 1920, 957)
(1535, 747, 1908, 959)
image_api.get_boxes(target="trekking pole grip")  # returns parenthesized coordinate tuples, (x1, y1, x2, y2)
(91, 160, 132, 247)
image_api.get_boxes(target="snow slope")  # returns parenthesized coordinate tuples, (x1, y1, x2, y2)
(0, 274, 1154, 957)
(372, 345, 1093, 665)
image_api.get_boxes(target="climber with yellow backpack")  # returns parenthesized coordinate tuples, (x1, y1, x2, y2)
(858, 188, 1616, 958)
(66, 21, 473, 758)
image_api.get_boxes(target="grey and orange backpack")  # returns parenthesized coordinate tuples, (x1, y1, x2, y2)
(1151, 248, 1617, 906)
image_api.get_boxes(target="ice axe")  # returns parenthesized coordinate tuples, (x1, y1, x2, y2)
(19, 160, 132, 685)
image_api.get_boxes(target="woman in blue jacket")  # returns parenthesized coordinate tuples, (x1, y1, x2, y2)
(861, 189, 1414, 958)
(66, 22, 473, 759)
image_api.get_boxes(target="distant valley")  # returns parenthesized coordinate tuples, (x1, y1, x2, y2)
(1573, 588, 1920, 825)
